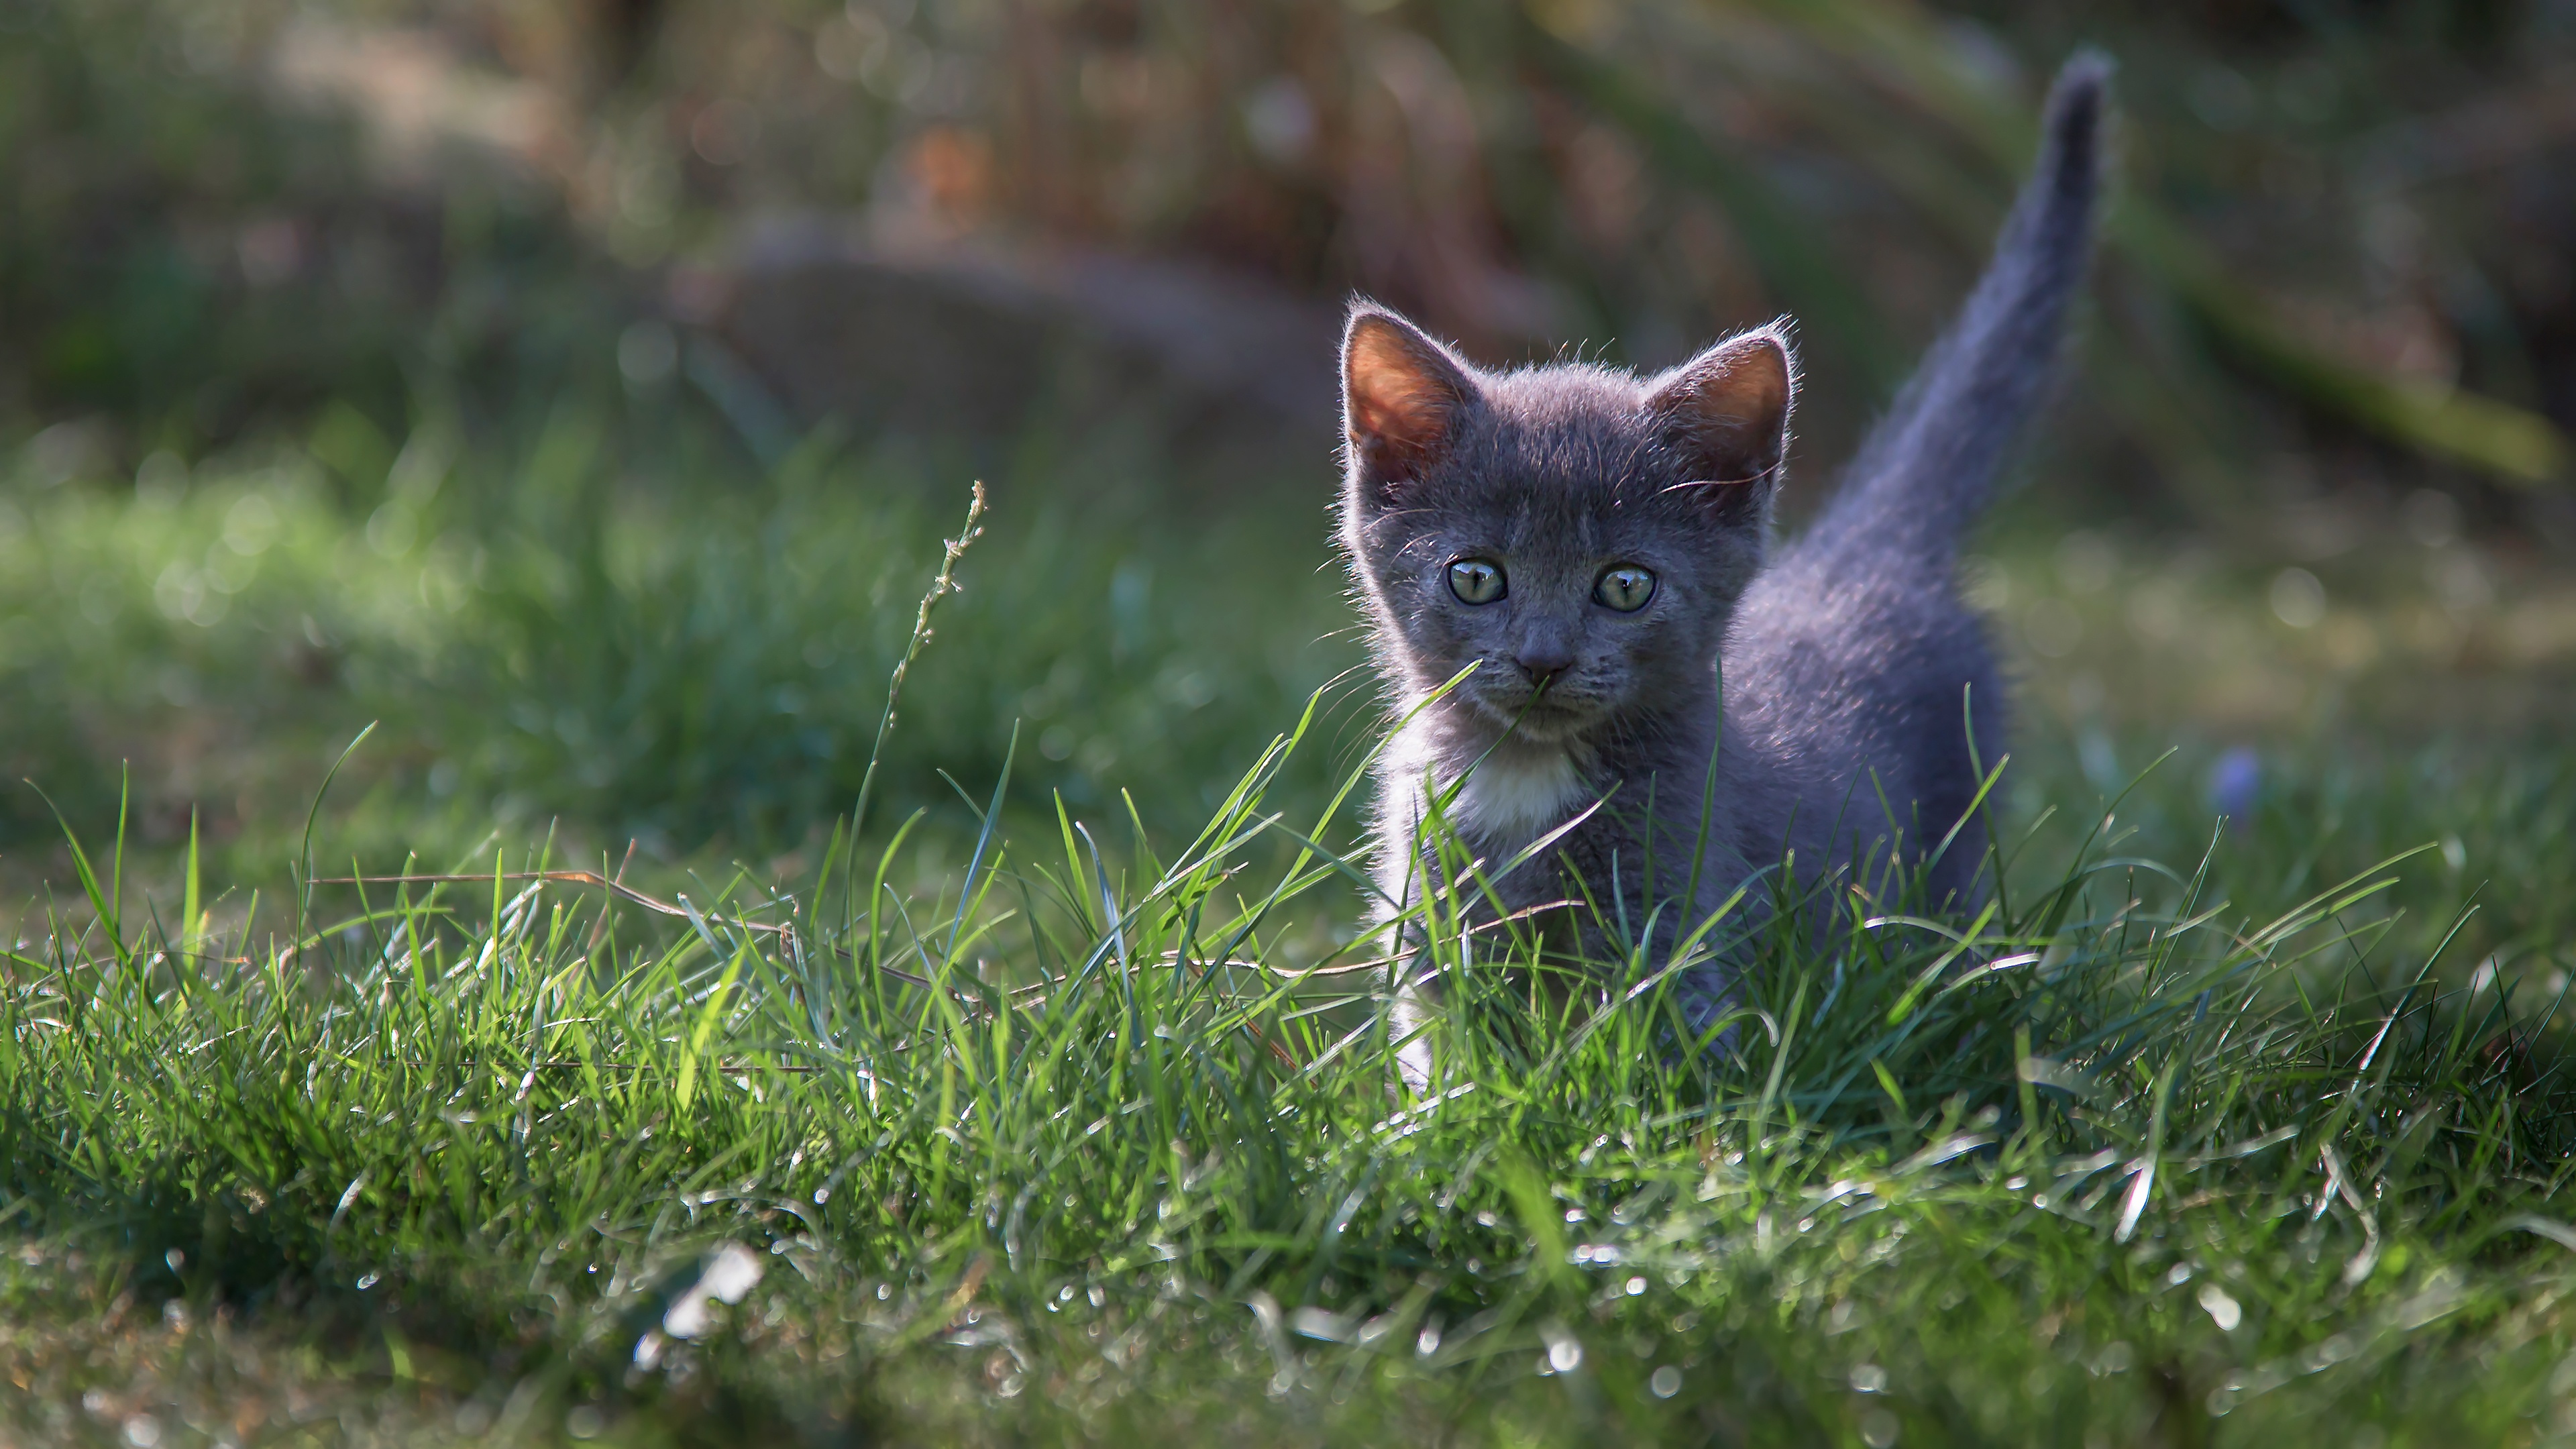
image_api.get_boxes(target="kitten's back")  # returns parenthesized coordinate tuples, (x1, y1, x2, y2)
(1725, 56, 2110, 896)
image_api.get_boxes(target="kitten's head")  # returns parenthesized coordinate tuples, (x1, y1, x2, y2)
(1338, 302, 1795, 743)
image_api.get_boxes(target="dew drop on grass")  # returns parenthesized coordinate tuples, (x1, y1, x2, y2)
(2198, 1283, 2243, 1331)
(1624, 1276, 1647, 1297)
(1860, 1407, 1900, 1448)
(1548, 1337, 1582, 1373)
(1649, 1365, 1682, 1398)
(661, 1244, 765, 1340)
(1850, 1362, 1888, 1393)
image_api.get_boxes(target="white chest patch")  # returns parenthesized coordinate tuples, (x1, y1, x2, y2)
(1438, 751, 1585, 841)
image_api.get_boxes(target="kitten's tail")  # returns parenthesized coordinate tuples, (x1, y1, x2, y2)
(1804, 53, 2110, 570)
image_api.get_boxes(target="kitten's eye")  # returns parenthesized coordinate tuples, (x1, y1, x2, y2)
(1594, 565, 1656, 612)
(1448, 558, 1507, 605)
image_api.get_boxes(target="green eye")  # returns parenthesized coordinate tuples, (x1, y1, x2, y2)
(1448, 558, 1507, 604)
(1595, 565, 1656, 612)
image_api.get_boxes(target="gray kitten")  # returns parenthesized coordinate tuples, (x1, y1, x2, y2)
(1340, 56, 2110, 1083)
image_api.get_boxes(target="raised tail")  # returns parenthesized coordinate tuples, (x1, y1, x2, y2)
(1802, 53, 2110, 571)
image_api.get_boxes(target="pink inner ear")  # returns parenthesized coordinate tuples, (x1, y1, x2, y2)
(1345, 320, 1460, 473)
(1653, 332, 1792, 484)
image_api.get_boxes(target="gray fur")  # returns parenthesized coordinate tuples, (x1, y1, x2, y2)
(1336, 57, 2111, 1085)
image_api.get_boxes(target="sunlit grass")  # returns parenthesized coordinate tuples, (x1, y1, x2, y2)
(5, 631, 2576, 1444)
(3, 415, 2575, 1446)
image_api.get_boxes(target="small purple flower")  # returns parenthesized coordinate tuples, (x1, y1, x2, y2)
(2206, 745, 2261, 826)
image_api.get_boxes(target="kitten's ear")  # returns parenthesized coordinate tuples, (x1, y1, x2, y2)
(1645, 325, 1795, 515)
(1342, 305, 1476, 506)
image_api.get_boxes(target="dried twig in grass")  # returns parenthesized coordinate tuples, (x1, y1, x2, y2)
(853, 480, 987, 841)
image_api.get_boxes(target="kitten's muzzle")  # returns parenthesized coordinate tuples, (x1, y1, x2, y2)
(1477, 668, 1599, 737)
(1513, 643, 1575, 688)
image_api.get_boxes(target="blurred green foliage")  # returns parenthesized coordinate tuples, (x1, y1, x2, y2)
(3, 0, 2574, 872)
(11, 0, 2576, 487)
(0, 418, 1365, 868)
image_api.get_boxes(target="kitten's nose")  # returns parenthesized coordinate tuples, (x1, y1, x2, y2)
(1514, 643, 1575, 687)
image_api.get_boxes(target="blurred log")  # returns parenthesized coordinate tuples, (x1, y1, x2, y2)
(692, 216, 1343, 480)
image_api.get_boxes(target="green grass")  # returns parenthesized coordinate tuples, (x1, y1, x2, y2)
(0, 402, 1361, 881)
(5, 415, 2576, 1446)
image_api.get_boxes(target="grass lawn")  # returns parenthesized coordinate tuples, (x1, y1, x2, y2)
(4, 410, 2575, 1448)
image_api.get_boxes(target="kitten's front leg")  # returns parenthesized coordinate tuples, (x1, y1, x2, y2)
(1389, 957, 1440, 1095)
(1368, 783, 1446, 1095)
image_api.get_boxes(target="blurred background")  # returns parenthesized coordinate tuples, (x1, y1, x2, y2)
(2, 0, 2573, 938)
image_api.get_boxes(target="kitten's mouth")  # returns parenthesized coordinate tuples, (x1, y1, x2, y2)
(1474, 684, 1602, 738)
